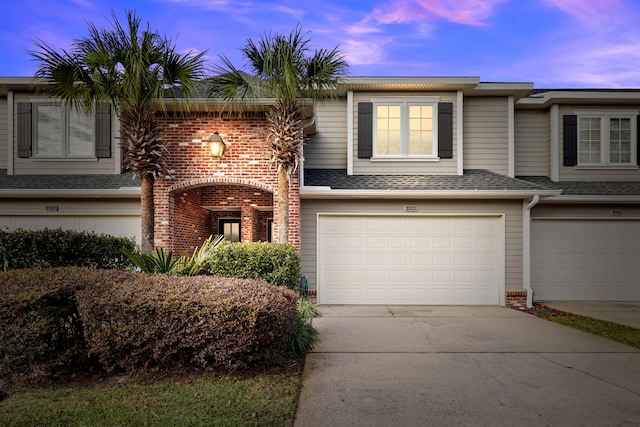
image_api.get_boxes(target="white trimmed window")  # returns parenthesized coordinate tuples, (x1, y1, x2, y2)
(578, 113, 636, 166)
(373, 97, 439, 158)
(33, 103, 95, 158)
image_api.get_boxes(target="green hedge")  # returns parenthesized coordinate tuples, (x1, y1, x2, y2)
(0, 228, 136, 270)
(0, 267, 298, 384)
(0, 267, 115, 381)
(78, 274, 297, 371)
(208, 242, 301, 291)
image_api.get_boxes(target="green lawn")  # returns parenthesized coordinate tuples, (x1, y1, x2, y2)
(542, 315, 640, 349)
(0, 365, 302, 427)
(531, 305, 640, 349)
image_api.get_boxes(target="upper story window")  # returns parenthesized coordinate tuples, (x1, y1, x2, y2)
(34, 103, 95, 158)
(373, 98, 438, 158)
(578, 113, 636, 166)
(17, 102, 112, 160)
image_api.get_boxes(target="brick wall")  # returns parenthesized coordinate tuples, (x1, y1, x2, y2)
(172, 187, 211, 253)
(505, 290, 528, 309)
(154, 112, 300, 252)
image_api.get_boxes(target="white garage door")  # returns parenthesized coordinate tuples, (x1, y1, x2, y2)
(0, 215, 141, 243)
(532, 219, 640, 301)
(317, 215, 503, 305)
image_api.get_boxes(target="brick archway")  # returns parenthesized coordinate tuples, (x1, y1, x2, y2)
(153, 111, 300, 252)
(168, 180, 274, 254)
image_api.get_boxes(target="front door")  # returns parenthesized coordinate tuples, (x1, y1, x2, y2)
(219, 218, 241, 242)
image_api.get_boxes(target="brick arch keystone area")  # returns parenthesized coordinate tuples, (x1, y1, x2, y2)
(158, 177, 280, 253)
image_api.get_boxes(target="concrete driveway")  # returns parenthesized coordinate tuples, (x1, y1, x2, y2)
(294, 306, 640, 427)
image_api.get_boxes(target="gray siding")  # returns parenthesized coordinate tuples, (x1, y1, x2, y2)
(463, 97, 509, 175)
(0, 97, 7, 169)
(300, 198, 524, 295)
(304, 101, 347, 169)
(532, 203, 640, 219)
(514, 110, 550, 176)
(12, 93, 118, 175)
(353, 92, 458, 175)
(558, 105, 640, 181)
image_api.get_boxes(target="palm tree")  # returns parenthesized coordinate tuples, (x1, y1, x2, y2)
(210, 26, 348, 243)
(29, 10, 207, 252)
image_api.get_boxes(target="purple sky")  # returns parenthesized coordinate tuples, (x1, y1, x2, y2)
(2, 0, 640, 88)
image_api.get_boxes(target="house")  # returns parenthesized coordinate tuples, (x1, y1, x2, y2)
(1, 76, 639, 307)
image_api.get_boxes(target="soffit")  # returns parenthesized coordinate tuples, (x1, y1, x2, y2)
(517, 90, 640, 109)
(0, 77, 47, 96)
(338, 77, 534, 100)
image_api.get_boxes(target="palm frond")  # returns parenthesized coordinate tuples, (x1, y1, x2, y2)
(209, 24, 348, 105)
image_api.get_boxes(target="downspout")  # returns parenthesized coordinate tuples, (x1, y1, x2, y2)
(507, 96, 515, 178)
(347, 90, 354, 176)
(456, 90, 464, 176)
(7, 91, 14, 175)
(523, 195, 540, 308)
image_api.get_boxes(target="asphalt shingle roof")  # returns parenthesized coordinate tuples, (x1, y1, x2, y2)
(2, 168, 638, 197)
(304, 169, 552, 191)
(0, 170, 140, 190)
(517, 176, 640, 196)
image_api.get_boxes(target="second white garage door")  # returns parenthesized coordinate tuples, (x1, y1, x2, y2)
(317, 215, 504, 305)
(532, 219, 640, 301)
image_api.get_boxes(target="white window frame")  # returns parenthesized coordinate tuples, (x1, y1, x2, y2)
(32, 102, 96, 159)
(372, 96, 439, 160)
(576, 110, 637, 167)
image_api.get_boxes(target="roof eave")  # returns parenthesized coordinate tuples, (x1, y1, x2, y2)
(0, 188, 141, 198)
(539, 195, 640, 204)
(0, 77, 48, 96)
(518, 91, 640, 109)
(300, 187, 561, 199)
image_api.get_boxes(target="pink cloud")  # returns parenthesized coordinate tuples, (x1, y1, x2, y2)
(373, 0, 507, 26)
(346, 18, 384, 36)
(543, 0, 625, 24)
(342, 36, 393, 65)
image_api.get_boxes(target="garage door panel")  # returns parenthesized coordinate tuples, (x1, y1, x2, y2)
(476, 236, 497, 249)
(388, 270, 409, 281)
(433, 236, 452, 248)
(410, 289, 431, 302)
(366, 236, 386, 248)
(0, 215, 140, 242)
(532, 219, 640, 301)
(388, 254, 408, 265)
(318, 215, 502, 305)
(454, 253, 473, 266)
(432, 270, 452, 283)
(454, 270, 474, 283)
(433, 253, 452, 265)
(410, 270, 431, 281)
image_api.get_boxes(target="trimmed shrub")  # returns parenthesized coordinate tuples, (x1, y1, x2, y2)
(0, 267, 122, 381)
(77, 274, 298, 372)
(0, 228, 136, 270)
(208, 242, 301, 291)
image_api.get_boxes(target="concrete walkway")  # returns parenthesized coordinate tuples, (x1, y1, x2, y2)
(294, 306, 640, 427)
(544, 301, 640, 329)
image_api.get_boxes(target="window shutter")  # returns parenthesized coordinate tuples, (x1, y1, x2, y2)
(438, 102, 453, 158)
(95, 103, 111, 158)
(357, 102, 373, 158)
(563, 114, 578, 166)
(17, 102, 32, 158)
(637, 115, 640, 166)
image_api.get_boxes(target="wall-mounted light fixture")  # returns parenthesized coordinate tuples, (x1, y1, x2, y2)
(207, 132, 226, 157)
